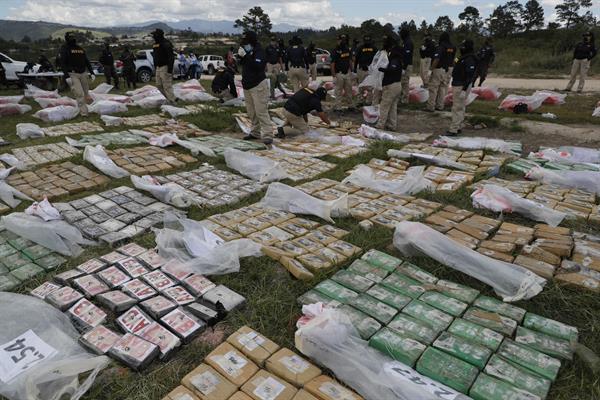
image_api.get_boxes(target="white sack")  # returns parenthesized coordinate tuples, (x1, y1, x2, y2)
(33, 105, 79, 122)
(224, 148, 288, 183)
(83, 145, 129, 179)
(100, 115, 123, 126)
(131, 175, 194, 208)
(88, 100, 128, 115)
(34, 96, 78, 109)
(525, 167, 600, 195)
(343, 165, 434, 195)
(133, 94, 167, 108)
(24, 84, 59, 99)
(16, 123, 44, 139)
(0, 103, 32, 116)
(529, 146, 600, 165)
(362, 105, 379, 123)
(25, 198, 62, 221)
(358, 50, 388, 91)
(173, 88, 217, 102)
(433, 136, 521, 155)
(0, 167, 32, 208)
(91, 83, 113, 94)
(89, 92, 131, 103)
(0, 95, 24, 104)
(126, 85, 157, 96)
(0, 154, 26, 170)
(160, 104, 191, 117)
(357, 124, 410, 143)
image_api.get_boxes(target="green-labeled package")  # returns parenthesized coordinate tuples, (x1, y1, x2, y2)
(368, 327, 426, 367)
(396, 261, 438, 285)
(515, 326, 573, 360)
(416, 347, 479, 394)
(347, 259, 389, 282)
(470, 374, 541, 400)
(448, 318, 504, 351)
(485, 355, 551, 399)
(435, 279, 480, 304)
(366, 284, 411, 310)
(402, 300, 454, 334)
(382, 273, 427, 299)
(433, 332, 492, 370)
(331, 270, 376, 293)
(22, 244, 53, 261)
(463, 307, 517, 336)
(497, 340, 561, 381)
(361, 249, 402, 272)
(11, 263, 44, 281)
(297, 290, 341, 308)
(339, 305, 381, 340)
(314, 279, 359, 304)
(419, 291, 468, 317)
(473, 296, 526, 323)
(350, 293, 398, 324)
(388, 313, 439, 345)
(522, 313, 578, 343)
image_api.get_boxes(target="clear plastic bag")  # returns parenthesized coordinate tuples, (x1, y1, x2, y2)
(592, 107, 600, 118)
(126, 85, 158, 96)
(393, 221, 546, 302)
(173, 89, 216, 102)
(33, 106, 79, 122)
(100, 115, 123, 126)
(160, 105, 191, 118)
(525, 167, 600, 195)
(433, 136, 521, 155)
(25, 198, 62, 221)
(90, 83, 113, 94)
(89, 93, 131, 103)
(388, 149, 472, 171)
(358, 50, 388, 91)
(0, 95, 24, 104)
(0, 167, 32, 208)
(0, 154, 26, 170)
(224, 148, 289, 183)
(0, 103, 32, 116)
(444, 91, 478, 106)
(362, 105, 379, 123)
(24, 84, 60, 99)
(261, 182, 348, 223)
(343, 165, 434, 195)
(34, 97, 77, 109)
(471, 86, 501, 101)
(133, 94, 167, 108)
(131, 175, 195, 208)
(16, 123, 44, 139)
(83, 145, 129, 179)
(533, 90, 566, 105)
(529, 146, 600, 165)
(88, 100, 128, 115)
(472, 184, 566, 227)
(499, 94, 547, 112)
(409, 87, 429, 103)
(0, 292, 110, 400)
(357, 124, 410, 143)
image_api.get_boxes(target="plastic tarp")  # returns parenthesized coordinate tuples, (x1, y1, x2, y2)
(362, 105, 379, 123)
(16, 123, 44, 139)
(25, 198, 62, 221)
(131, 175, 195, 208)
(153, 212, 262, 276)
(525, 167, 600, 195)
(0, 167, 33, 208)
(388, 149, 472, 171)
(24, 84, 60, 99)
(295, 304, 470, 400)
(472, 184, 566, 227)
(34, 97, 77, 109)
(433, 136, 521, 155)
(444, 91, 478, 106)
(224, 148, 288, 183)
(343, 165, 434, 195)
(357, 124, 410, 143)
(408, 87, 429, 103)
(533, 90, 566, 105)
(393, 221, 546, 301)
(471, 86, 502, 101)
(83, 145, 129, 178)
(499, 94, 547, 112)
(90, 83, 113, 94)
(160, 105, 191, 118)
(33, 106, 78, 122)
(0, 95, 24, 104)
(133, 94, 167, 109)
(358, 50, 388, 91)
(261, 182, 349, 223)
(0, 104, 32, 117)
(88, 100, 128, 115)
(2, 212, 94, 256)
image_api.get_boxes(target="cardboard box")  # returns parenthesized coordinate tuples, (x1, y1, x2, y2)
(163, 385, 200, 400)
(241, 370, 297, 400)
(229, 392, 253, 400)
(265, 348, 321, 386)
(206, 342, 259, 386)
(182, 363, 238, 400)
(292, 389, 319, 400)
(227, 326, 280, 366)
(304, 376, 363, 400)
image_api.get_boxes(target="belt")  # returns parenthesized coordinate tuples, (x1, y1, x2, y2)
(291, 65, 305, 68)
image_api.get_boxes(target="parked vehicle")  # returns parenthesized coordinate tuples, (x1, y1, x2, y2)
(315, 48, 331, 74)
(116, 50, 183, 83)
(0, 52, 37, 80)
(197, 55, 225, 75)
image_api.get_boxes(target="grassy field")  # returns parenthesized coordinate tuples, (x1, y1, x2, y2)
(0, 79, 599, 399)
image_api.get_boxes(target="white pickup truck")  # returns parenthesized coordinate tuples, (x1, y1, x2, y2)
(117, 49, 183, 83)
(0, 52, 37, 80)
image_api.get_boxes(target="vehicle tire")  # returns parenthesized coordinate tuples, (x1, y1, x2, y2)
(207, 65, 215, 75)
(137, 68, 152, 83)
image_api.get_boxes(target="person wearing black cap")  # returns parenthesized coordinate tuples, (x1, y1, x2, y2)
(419, 32, 436, 88)
(566, 32, 597, 92)
(265, 36, 283, 99)
(354, 35, 377, 104)
(120, 46, 136, 89)
(427, 32, 456, 112)
(287, 36, 308, 92)
(276, 87, 332, 137)
(399, 28, 414, 105)
(238, 30, 273, 144)
(375, 35, 403, 131)
(151, 28, 176, 104)
(448, 39, 477, 136)
(99, 42, 119, 89)
(475, 38, 495, 86)
(331, 34, 354, 109)
(212, 65, 237, 102)
(60, 32, 95, 116)
(306, 42, 318, 81)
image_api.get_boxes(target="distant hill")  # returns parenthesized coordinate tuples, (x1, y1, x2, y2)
(128, 18, 298, 34)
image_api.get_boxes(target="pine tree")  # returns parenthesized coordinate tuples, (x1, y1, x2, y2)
(458, 6, 483, 33)
(522, 0, 545, 31)
(555, 0, 593, 28)
(234, 6, 273, 37)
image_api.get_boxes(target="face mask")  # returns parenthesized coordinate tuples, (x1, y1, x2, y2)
(243, 44, 253, 52)
(67, 38, 76, 45)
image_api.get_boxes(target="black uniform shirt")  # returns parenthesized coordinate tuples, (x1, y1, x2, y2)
(60, 44, 93, 74)
(332, 45, 352, 74)
(381, 46, 403, 86)
(452, 53, 477, 90)
(420, 38, 436, 58)
(241, 43, 267, 90)
(284, 87, 323, 116)
(573, 42, 597, 60)
(433, 42, 456, 71)
(152, 38, 174, 71)
(355, 44, 377, 70)
(307, 48, 317, 64)
(212, 69, 237, 98)
(402, 37, 414, 68)
(287, 45, 307, 68)
(477, 45, 495, 65)
(265, 45, 281, 65)
(99, 48, 114, 66)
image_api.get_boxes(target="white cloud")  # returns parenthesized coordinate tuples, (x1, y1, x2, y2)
(440, 0, 465, 5)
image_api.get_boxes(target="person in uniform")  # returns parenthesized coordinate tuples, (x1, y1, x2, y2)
(306, 42, 318, 81)
(448, 39, 477, 136)
(287, 36, 309, 92)
(566, 32, 597, 93)
(238, 31, 274, 144)
(399, 27, 414, 104)
(37, 55, 54, 72)
(151, 29, 176, 104)
(120, 46, 136, 89)
(212, 66, 237, 102)
(60, 32, 94, 116)
(265, 36, 284, 99)
(475, 38, 495, 87)
(276, 87, 332, 137)
(419, 32, 436, 88)
(375, 35, 403, 131)
(354, 35, 377, 104)
(99, 42, 119, 89)
(427, 32, 455, 112)
(331, 34, 354, 110)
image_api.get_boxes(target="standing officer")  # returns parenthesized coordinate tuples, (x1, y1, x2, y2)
(287, 36, 309, 92)
(331, 34, 354, 110)
(399, 27, 414, 104)
(375, 35, 403, 131)
(448, 40, 477, 136)
(212, 66, 237, 102)
(151, 29, 176, 104)
(566, 32, 597, 93)
(419, 32, 436, 88)
(238, 31, 273, 144)
(276, 87, 332, 137)
(354, 35, 377, 104)
(120, 46, 136, 89)
(306, 42, 318, 81)
(265, 36, 283, 99)
(427, 32, 455, 112)
(99, 42, 119, 89)
(60, 32, 95, 116)
(475, 38, 495, 87)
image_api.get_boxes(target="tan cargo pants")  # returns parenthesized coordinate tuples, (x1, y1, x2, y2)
(266, 63, 281, 97)
(427, 68, 450, 111)
(288, 67, 308, 92)
(376, 81, 402, 131)
(420, 57, 431, 87)
(282, 110, 310, 136)
(334, 72, 354, 108)
(245, 79, 273, 140)
(449, 86, 471, 134)
(69, 72, 90, 116)
(400, 65, 413, 104)
(308, 63, 317, 81)
(566, 59, 590, 92)
(156, 65, 176, 103)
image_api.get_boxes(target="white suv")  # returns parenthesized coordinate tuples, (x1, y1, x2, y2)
(197, 55, 225, 75)
(0, 52, 35, 80)
(117, 50, 184, 83)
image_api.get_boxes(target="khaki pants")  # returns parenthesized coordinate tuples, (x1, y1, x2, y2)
(372, 89, 382, 105)
(400, 65, 413, 104)
(266, 63, 281, 97)
(69, 72, 90, 116)
(288, 67, 308, 92)
(245, 79, 273, 140)
(376, 81, 402, 131)
(282, 109, 310, 136)
(427, 68, 450, 111)
(156, 65, 176, 103)
(566, 59, 590, 92)
(334, 73, 354, 108)
(420, 58, 431, 87)
(449, 86, 471, 134)
(308, 63, 317, 81)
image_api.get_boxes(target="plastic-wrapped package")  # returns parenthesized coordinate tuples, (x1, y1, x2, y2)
(0, 95, 24, 104)
(472, 184, 566, 227)
(357, 124, 410, 143)
(131, 175, 195, 208)
(153, 213, 262, 276)
(100, 115, 123, 126)
(343, 165, 434, 195)
(362, 105, 379, 123)
(25, 198, 62, 221)
(387, 149, 472, 171)
(129, 89, 161, 102)
(174, 79, 205, 91)
(0, 154, 26, 170)
(433, 136, 521, 155)
(471, 86, 502, 100)
(295, 304, 470, 400)
(444, 91, 478, 106)
(34, 96, 78, 109)
(0, 293, 110, 400)
(529, 146, 600, 166)
(0, 167, 33, 208)
(499, 94, 547, 112)
(83, 145, 129, 179)
(0, 103, 32, 116)
(408, 87, 429, 103)
(533, 90, 566, 105)
(16, 123, 45, 139)
(143, 132, 214, 157)
(525, 167, 600, 195)
(173, 88, 216, 102)
(91, 83, 113, 94)
(592, 107, 600, 118)
(126, 85, 157, 96)
(160, 104, 191, 118)
(24, 84, 60, 99)
(33, 105, 79, 122)
(134, 94, 167, 108)
(222, 97, 245, 107)
(89, 92, 131, 103)
(358, 50, 388, 91)
(88, 100, 128, 115)
(393, 221, 546, 302)
(224, 148, 289, 183)
(261, 182, 349, 223)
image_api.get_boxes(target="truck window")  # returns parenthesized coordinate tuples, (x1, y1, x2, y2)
(136, 52, 147, 60)
(0, 54, 11, 63)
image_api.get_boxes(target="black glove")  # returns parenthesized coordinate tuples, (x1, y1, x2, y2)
(378, 67, 386, 73)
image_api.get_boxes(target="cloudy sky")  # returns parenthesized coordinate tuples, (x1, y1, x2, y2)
(1, 0, 599, 29)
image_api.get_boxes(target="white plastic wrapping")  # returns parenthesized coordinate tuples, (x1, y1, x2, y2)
(100, 115, 123, 126)
(444, 91, 478, 106)
(408, 87, 429, 103)
(0, 154, 26, 170)
(34, 96, 78, 109)
(133, 94, 167, 108)
(261, 182, 348, 223)
(533, 90, 566, 105)
(173, 89, 217, 102)
(0, 292, 110, 400)
(592, 107, 600, 118)
(131, 175, 195, 208)
(33, 106, 79, 122)
(357, 124, 410, 143)
(362, 105, 379, 123)
(499, 94, 547, 112)
(343, 165, 434, 195)
(160, 105, 191, 118)
(24, 84, 60, 99)
(525, 167, 600, 195)
(222, 97, 244, 107)
(16, 123, 44, 139)
(83, 145, 129, 179)
(472, 184, 566, 227)
(393, 221, 546, 302)
(88, 100, 128, 115)
(126, 85, 157, 96)
(224, 148, 289, 183)
(0, 95, 24, 104)
(153, 213, 262, 275)
(89, 93, 131, 103)
(0, 167, 32, 208)
(433, 136, 521, 155)
(2, 212, 95, 256)
(91, 83, 113, 94)
(529, 146, 600, 166)
(387, 149, 472, 171)
(25, 198, 62, 221)
(0, 103, 32, 116)
(358, 50, 388, 91)
(142, 132, 215, 157)
(471, 86, 502, 101)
